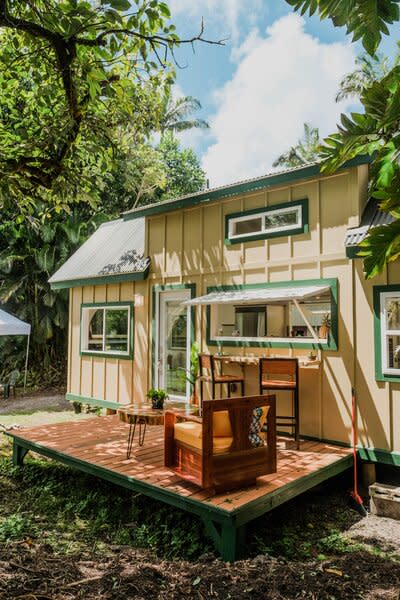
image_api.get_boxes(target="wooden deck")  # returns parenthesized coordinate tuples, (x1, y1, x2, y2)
(5, 416, 353, 561)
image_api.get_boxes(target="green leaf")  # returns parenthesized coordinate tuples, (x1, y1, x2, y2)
(109, 0, 131, 10)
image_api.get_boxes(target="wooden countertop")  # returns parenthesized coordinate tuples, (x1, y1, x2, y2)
(213, 355, 320, 368)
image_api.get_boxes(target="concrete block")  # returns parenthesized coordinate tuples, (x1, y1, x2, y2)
(369, 483, 400, 520)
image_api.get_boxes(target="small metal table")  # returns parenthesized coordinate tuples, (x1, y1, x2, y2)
(118, 404, 198, 458)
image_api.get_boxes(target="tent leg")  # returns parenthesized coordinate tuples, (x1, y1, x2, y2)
(23, 334, 30, 394)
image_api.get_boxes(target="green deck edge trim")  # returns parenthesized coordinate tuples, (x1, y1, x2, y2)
(224, 199, 309, 246)
(205, 278, 338, 351)
(123, 156, 370, 221)
(5, 432, 235, 524)
(231, 454, 353, 526)
(79, 301, 134, 360)
(373, 284, 400, 382)
(358, 447, 400, 467)
(50, 265, 150, 290)
(151, 284, 196, 389)
(66, 393, 121, 410)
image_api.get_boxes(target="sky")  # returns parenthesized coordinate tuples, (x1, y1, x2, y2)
(165, 1, 399, 188)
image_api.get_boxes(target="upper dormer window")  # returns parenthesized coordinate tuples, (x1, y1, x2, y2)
(225, 199, 308, 244)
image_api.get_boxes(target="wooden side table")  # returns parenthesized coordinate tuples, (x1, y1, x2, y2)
(118, 405, 164, 458)
(118, 404, 199, 458)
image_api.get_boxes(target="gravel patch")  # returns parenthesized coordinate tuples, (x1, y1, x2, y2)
(344, 514, 400, 553)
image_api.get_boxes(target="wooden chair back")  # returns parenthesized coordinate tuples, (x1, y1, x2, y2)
(198, 353, 212, 373)
(259, 357, 298, 382)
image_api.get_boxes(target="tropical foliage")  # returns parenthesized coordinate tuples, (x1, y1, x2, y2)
(0, 202, 105, 383)
(0, 1, 211, 386)
(0, 0, 217, 210)
(273, 123, 321, 168)
(285, 0, 399, 54)
(159, 94, 209, 134)
(286, 0, 400, 278)
(336, 48, 400, 102)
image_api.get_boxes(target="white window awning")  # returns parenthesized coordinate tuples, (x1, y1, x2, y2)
(182, 285, 330, 306)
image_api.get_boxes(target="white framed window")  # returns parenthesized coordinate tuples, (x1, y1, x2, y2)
(380, 291, 400, 376)
(226, 199, 308, 244)
(81, 303, 133, 357)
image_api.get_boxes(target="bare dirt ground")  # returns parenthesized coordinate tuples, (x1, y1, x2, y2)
(0, 542, 399, 600)
(0, 389, 69, 415)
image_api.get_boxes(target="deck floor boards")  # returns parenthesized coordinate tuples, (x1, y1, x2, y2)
(6, 415, 352, 515)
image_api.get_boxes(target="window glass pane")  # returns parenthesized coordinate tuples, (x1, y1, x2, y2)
(165, 301, 187, 395)
(385, 297, 400, 330)
(290, 301, 330, 338)
(105, 309, 129, 352)
(235, 306, 266, 337)
(88, 309, 104, 350)
(234, 217, 262, 236)
(386, 334, 400, 370)
(264, 210, 298, 231)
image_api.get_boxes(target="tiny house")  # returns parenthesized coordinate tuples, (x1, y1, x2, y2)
(49, 157, 400, 470)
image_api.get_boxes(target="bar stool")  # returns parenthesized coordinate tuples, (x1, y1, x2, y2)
(198, 353, 245, 403)
(259, 357, 299, 449)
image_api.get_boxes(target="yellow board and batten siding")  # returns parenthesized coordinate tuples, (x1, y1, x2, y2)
(68, 163, 399, 454)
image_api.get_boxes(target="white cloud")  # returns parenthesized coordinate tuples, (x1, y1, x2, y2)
(201, 14, 356, 187)
(169, 0, 263, 44)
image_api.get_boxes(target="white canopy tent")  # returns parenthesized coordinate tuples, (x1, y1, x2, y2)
(0, 309, 31, 391)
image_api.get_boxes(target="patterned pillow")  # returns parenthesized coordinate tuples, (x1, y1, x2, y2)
(249, 407, 265, 447)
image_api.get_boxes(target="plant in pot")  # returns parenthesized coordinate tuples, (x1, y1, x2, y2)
(319, 314, 331, 339)
(146, 388, 168, 410)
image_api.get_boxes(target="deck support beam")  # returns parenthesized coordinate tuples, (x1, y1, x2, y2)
(12, 442, 29, 466)
(202, 516, 246, 562)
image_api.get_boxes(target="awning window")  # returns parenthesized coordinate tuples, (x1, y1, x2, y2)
(184, 281, 337, 349)
(183, 285, 330, 306)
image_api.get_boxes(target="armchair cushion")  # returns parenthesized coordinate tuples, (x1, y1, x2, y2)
(174, 421, 233, 454)
(212, 410, 232, 437)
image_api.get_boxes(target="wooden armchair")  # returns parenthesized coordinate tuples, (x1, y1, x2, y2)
(164, 394, 277, 493)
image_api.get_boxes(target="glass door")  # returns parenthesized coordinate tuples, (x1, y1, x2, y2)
(156, 289, 191, 402)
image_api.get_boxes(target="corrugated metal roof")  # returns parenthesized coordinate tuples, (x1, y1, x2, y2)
(183, 285, 330, 306)
(49, 217, 150, 287)
(345, 197, 394, 247)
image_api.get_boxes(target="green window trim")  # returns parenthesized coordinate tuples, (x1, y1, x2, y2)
(224, 199, 308, 245)
(373, 284, 400, 382)
(80, 301, 134, 360)
(151, 283, 196, 389)
(205, 278, 338, 351)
